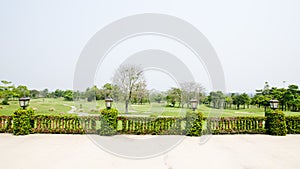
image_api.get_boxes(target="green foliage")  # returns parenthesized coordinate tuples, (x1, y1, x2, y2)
(208, 91, 225, 109)
(30, 89, 40, 98)
(166, 88, 181, 107)
(155, 94, 163, 103)
(54, 89, 64, 98)
(98, 108, 119, 135)
(14, 85, 30, 97)
(131, 80, 149, 104)
(12, 108, 35, 135)
(265, 109, 287, 136)
(0, 98, 9, 105)
(185, 111, 203, 136)
(207, 116, 266, 134)
(31, 114, 84, 134)
(118, 116, 183, 135)
(63, 90, 73, 101)
(286, 116, 300, 134)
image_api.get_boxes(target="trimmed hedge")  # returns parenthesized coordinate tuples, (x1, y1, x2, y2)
(265, 109, 287, 136)
(98, 108, 118, 135)
(2, 109, 300, 136)
(206, 117, 266, 135)
(13, 108, 35, 135)
(185, 111, 203, 136)
(285, 116, 300, 134)
(31, 115, 84, 134)
(117, 116, 183, 135)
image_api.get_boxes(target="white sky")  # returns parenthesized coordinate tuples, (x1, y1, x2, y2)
(1, 0, 300, 93)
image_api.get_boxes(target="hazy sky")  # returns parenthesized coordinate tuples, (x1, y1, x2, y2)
(1, 0, 300, 93)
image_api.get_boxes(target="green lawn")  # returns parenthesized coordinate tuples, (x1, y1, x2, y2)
(0, 98, 72, 115)
(0, 98, 299, 117)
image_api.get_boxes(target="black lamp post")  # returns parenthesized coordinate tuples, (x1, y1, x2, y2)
(105, 98, 113, 109)
(269, 99, 279, 110)
(19, 97, 30, 110)
(190, 99, 198, 111)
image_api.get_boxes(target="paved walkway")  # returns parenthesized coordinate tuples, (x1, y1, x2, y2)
(1, 134, 300, 169)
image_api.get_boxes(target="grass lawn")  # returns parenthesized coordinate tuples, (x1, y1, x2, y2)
(0, 98, 72, 115)
(0, 98, 299, 117)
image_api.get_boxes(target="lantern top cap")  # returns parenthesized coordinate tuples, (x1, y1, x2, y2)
(105, 97, 113, 102)
(19, 97, 30, 101)
(190, 99, 198, 102)
(269, 99, 279, 103)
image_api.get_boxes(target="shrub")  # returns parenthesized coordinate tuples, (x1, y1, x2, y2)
(185, 111, 203, 136)
(265, 109, 287, 136)
(31, 114, 84, 134)
(98, 108, 118, 135)
(117, 116, 183, 135)
(12, 108, 35, 135)
(207, 117, 267, 135)
(49, 108, 55, 111)
(0, 98, 9, 105)
(286, 116, 300, 134)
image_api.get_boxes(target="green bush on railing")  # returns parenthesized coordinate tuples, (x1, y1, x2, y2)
(13, 108, 35, 135)
(31, 115, 84, 134)
(118, 116, 183, 135)
(206, 116, 266, 134)
(185, 111, 203, 136)
(3, 109, 300, 136)
(285, 116, 300, 134)
(265, 109, 287, 136)
(98, 108, 118, 135)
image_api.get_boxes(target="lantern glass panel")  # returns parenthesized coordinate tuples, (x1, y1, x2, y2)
(106, 101, 111, 108)
(19, 100, 25, 107)
(269, 100, 279, 109)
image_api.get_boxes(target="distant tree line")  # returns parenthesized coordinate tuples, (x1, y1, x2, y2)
(203, 82, 300, 112)
(1, 74, 300, 112)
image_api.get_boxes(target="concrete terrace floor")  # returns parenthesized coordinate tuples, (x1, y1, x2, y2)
(0, 134, 300, 169)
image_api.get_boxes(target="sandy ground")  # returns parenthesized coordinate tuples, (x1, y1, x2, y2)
(0, 134, 300, 169)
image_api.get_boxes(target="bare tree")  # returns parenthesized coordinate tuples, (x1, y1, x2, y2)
(112, 64, 145, 113)
(180, 82, 204, 108)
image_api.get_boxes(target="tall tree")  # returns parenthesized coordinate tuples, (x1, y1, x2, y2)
(180, 82, 204, 108)
(208, 91, 225, 109)
(112, 64, 144, 113)
(102, 83, 113, 98)
(14, 85, 30, 97)
(166, 88, 181, 107)
(132, 80, 148, 104)
(224, 96, 233, 109)
(63, 90, 74, 101)
(85, 85, 101, 101)
(0, 80, 14, 100)
(30, 89, 40, 98)
(40, 89, 49, 98)
(54, 89, 64, 98)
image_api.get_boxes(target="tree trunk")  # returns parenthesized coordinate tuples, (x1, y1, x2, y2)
(125, 100, 129, 114)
